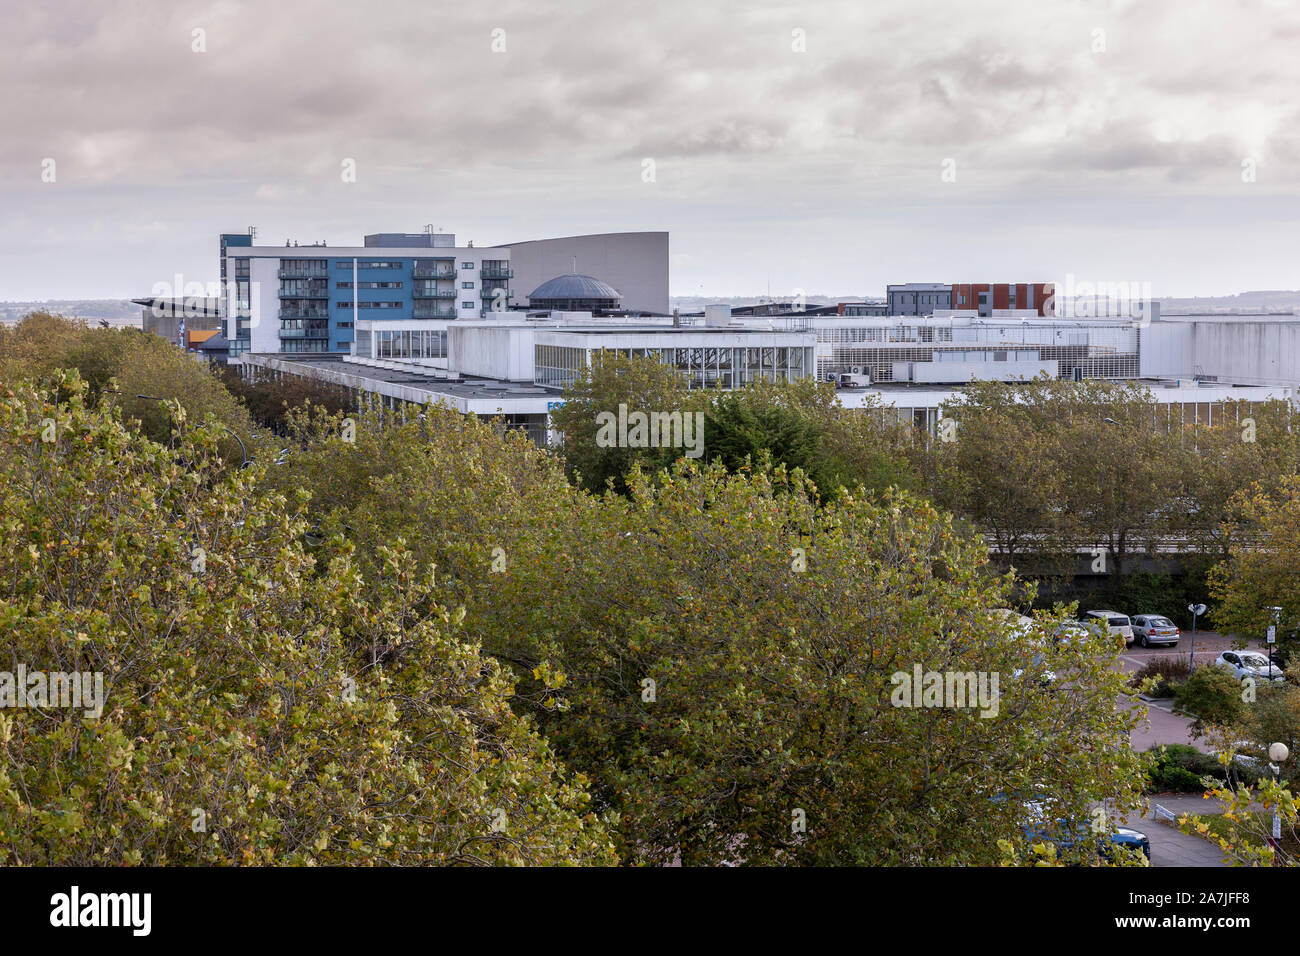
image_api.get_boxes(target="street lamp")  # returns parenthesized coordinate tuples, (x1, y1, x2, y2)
(1187, 603, 1207, 673)
(1269, 742, 1289, 866)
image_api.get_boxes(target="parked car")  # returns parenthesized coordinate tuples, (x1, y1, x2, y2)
(991, 611, 1057, 685)
(1018, 798, 1151, 863)
(1214, 651, 1285, 682)
(1052, 622, 1092, 646)
(1131, 614, 1180, 648)
(1084, 610, 1135, 647)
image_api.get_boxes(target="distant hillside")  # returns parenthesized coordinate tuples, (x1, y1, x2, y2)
(0, 300, 140, 325)
(672, 290, 1300, 315)
(1157, 290, 1300, 314)
(670, 294, 879, 311)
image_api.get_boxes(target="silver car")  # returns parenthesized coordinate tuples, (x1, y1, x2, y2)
(1215, 651, 1285, 682)
(1131, 614, 1180, 648)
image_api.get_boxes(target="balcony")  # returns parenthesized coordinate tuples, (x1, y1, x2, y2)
(412, 287, 458, 299)
(279, 324, 330, 339)
(413, 265, 456, 278)
(279, 285, 329, 299)
(480, 287, 512, 299)
(279, 309, 329, 320)
(278, 269, 328, 280)
(480, 267, 513, 280)
(413, 305, 457, 319)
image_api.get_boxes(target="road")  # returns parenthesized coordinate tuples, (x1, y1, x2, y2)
(1115, 631, 1265, 867)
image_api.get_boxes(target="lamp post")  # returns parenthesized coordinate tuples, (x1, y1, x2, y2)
(1187, 603, 1206, 674)
(1268, 742, 1289, 866)
(1266, 606, 1282, 684)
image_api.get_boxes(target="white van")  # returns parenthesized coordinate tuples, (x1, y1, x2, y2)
(1084, 610, 1135, 647)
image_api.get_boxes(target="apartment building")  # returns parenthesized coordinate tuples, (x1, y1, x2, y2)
(219, 231, 513, 357)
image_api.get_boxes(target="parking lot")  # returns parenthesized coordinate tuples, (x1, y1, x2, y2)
(1119, 628, 1269, 677)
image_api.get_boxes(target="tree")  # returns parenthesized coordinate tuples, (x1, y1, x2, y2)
(1172, 666, 1245, 736)
(0, 312, 265, 467)
(274, 399, 1145, 865)
(932, 379, 1075, 569)
(483, 461, 1145, 864)
(219, 365, 353, 435)
(0, 375, 615, 866)
(1209, 475, 1300, 661)
(1177, 399, 1300, 560)
(701, 376, 917, 501)
(549, 352, 693, 494)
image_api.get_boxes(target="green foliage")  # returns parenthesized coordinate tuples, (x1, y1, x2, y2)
(701, 386, 824, 488)
(0, 311, 264, 466)
(550, 352, 692, 494)
(552, 353, 917, 501)
(0, 376, 615, 866)
(1178, 774, 1300, 866)
(1209, 475, 1300, 658)
(219, 366, 352, 435)
(1173, 666, 1245, 735)
(1130, 656, 1189, 698)
(1144, 744, 1224, 792)
(276, 401, 1146, 864)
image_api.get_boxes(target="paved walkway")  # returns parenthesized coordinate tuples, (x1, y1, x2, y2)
(1120, 659, 1236, 866)
(1124, 694, 1211, 753)
(1122, 804, 1229, 867)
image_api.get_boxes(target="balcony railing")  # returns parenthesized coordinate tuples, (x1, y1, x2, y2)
(480, 287, 512, 299)
(280, 309, 329, 320)
(279, 286, 329, 298)
(412, 288, 457, 299)
(413, 305, 457, 319)
(278, 269, 328, 279)
(413, 266, 456, 278)
(279, 325, 330, 339)
(480, 267, 513, 279)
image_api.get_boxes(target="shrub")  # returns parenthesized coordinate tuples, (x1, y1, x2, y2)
(1145, 744, 1226, 793)
(1130, 657, 1190, 697)
(1173, 666, 1245, 735)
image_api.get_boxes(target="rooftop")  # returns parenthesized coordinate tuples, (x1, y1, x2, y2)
(528, 274, 621, 301)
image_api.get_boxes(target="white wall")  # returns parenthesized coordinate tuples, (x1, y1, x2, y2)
(249, 258, 280, 353)
(1142, 320, 1300, 387)
(448, 324, 537, 380)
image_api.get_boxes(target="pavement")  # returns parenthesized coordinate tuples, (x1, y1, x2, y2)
(1121, 803, 1230, 867)
(1116, 631, 1267, 867)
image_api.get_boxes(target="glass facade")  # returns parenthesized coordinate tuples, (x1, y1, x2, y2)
(535, 343, 812, 389)
(373, 329, 448, 360)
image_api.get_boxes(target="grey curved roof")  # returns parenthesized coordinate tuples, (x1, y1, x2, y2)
(528, 273, 621, 301)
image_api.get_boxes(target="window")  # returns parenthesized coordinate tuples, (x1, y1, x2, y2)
(461, 261, 475, 269)
(462, 281, 474, 289)
(461, 301, 474, 310)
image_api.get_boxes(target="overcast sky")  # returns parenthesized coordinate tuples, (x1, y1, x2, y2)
(2, 0, 1298, 300)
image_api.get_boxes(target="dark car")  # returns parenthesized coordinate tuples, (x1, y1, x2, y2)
(1021, 803, 1151, 864)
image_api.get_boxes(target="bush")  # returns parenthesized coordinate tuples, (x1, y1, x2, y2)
(1173, 666, 1245, 735)
(1130, 657, 1190, 698)
(1145, 744, 1226, 793)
